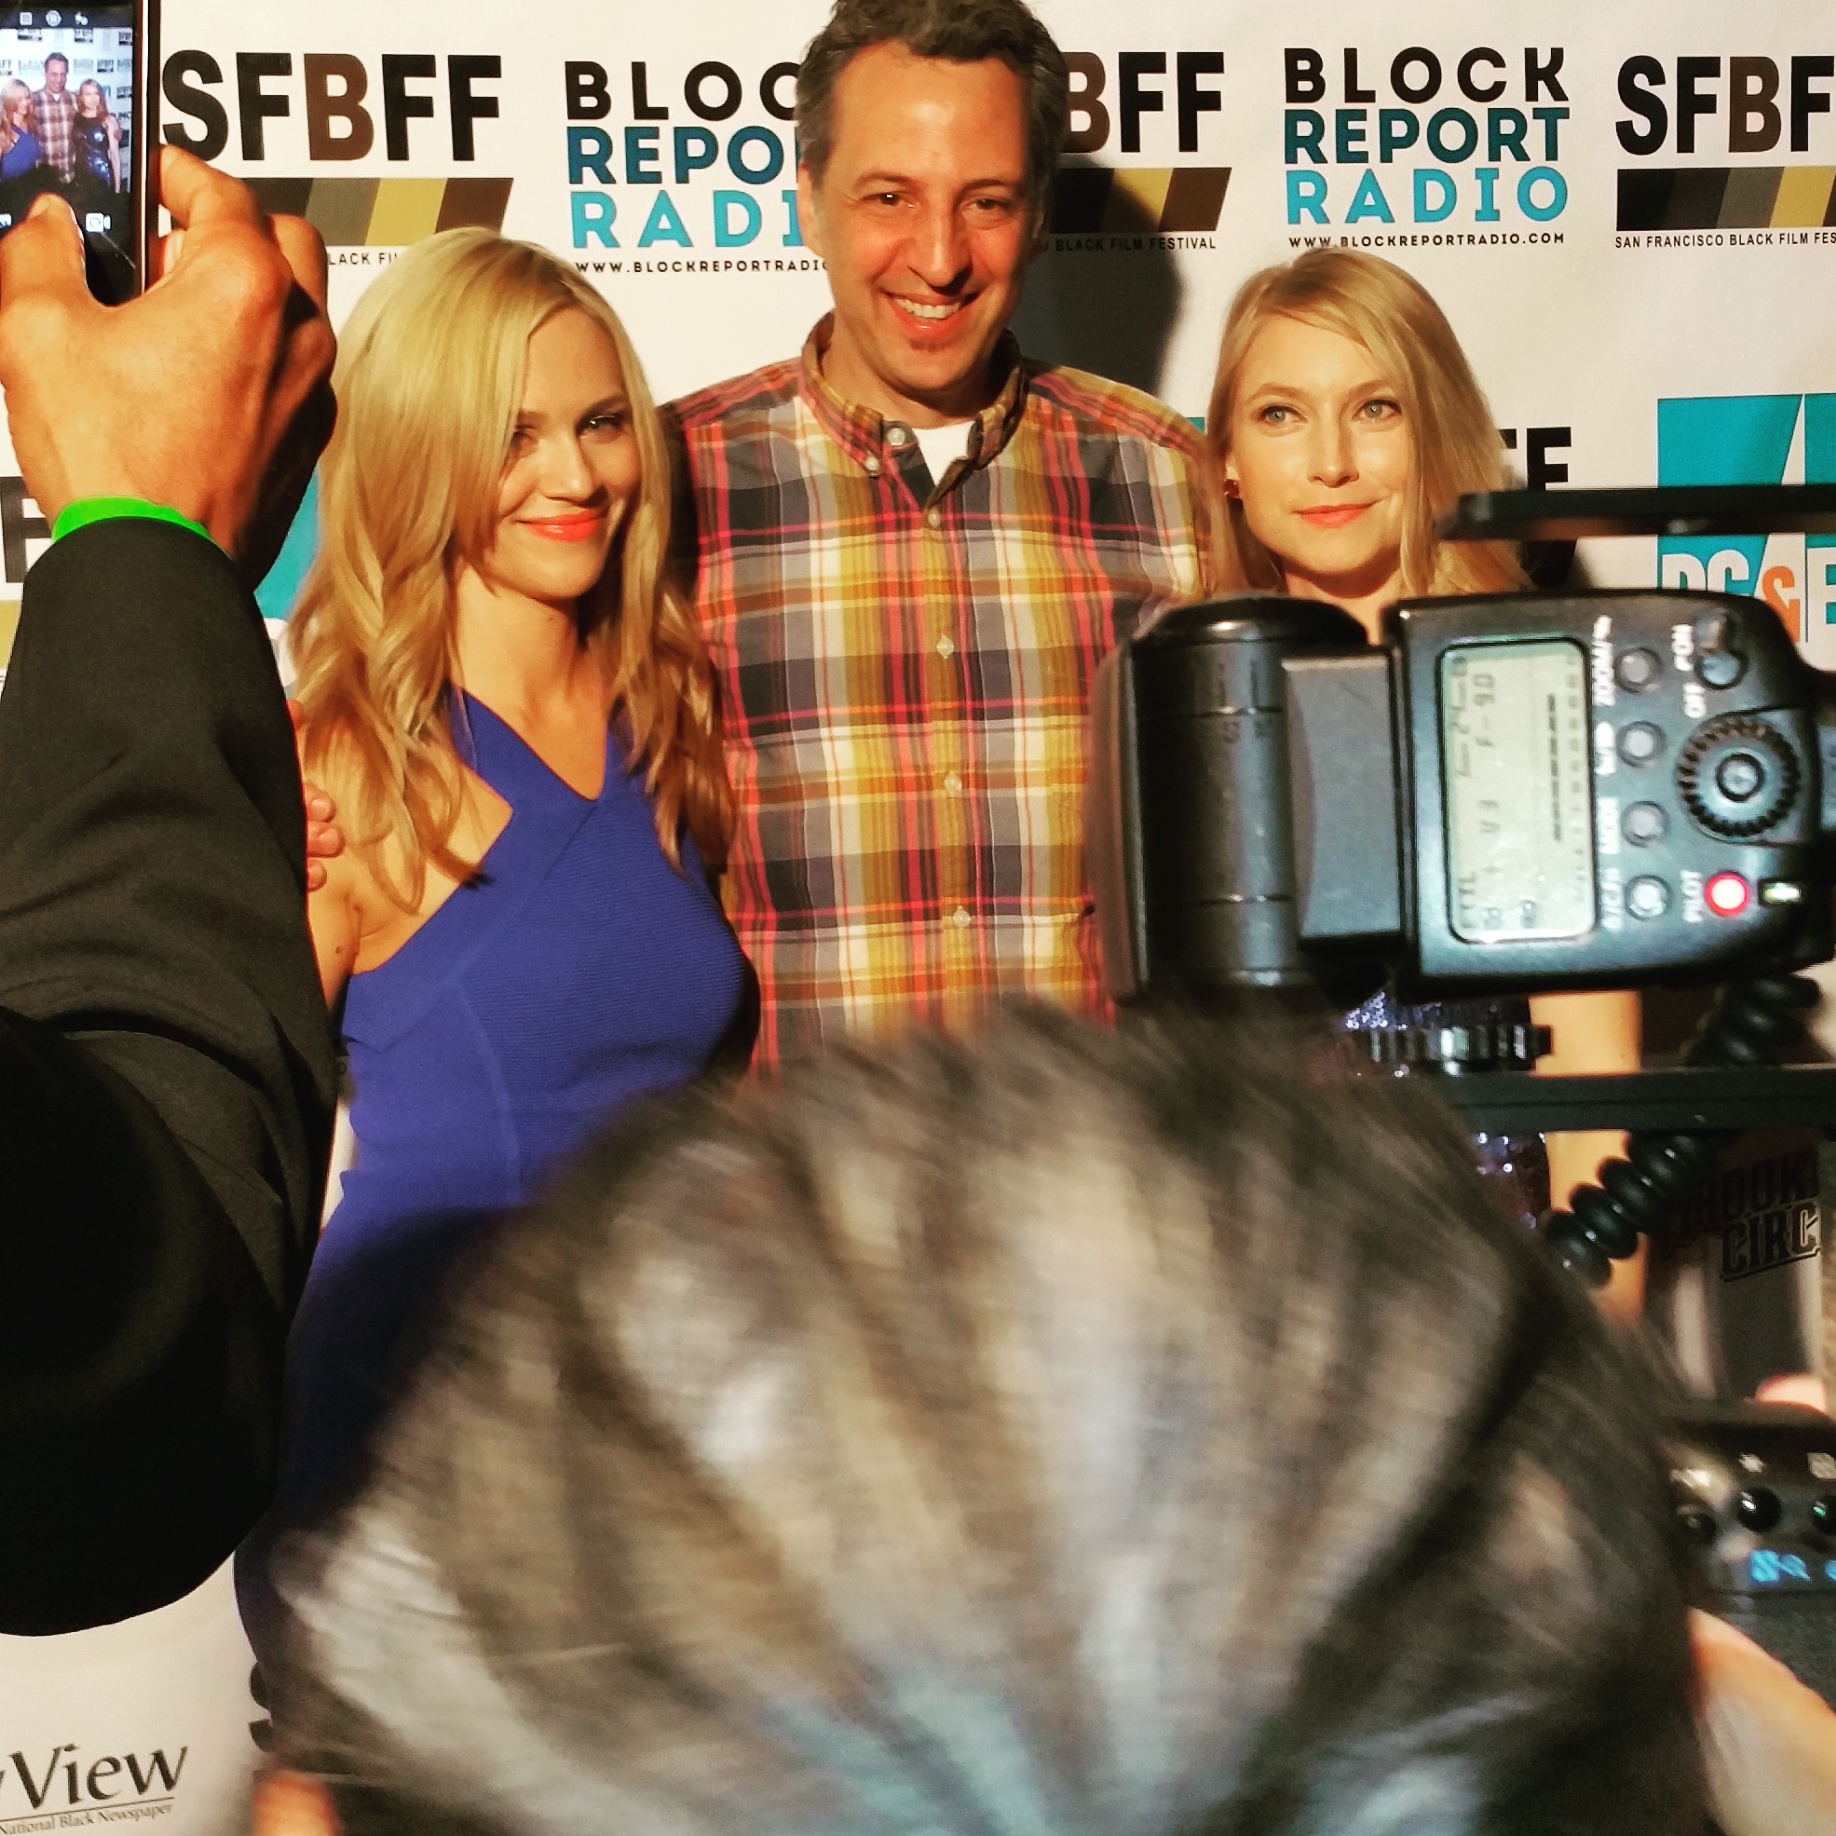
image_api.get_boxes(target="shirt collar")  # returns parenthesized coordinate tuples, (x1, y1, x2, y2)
(797, 314, 1026, 486)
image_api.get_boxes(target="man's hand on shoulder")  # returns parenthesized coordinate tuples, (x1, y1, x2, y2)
(0, 145, 335, 582)
(289, 701, 346, 893)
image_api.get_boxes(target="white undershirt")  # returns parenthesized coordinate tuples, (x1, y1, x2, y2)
(912, 420, 973, 482)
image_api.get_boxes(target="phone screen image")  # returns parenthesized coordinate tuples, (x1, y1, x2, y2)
(0, 5, 140, 301)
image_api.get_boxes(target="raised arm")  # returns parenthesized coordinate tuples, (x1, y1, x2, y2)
(0, 151, 337, 1631)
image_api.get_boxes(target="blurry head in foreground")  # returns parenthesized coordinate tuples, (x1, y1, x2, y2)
(267, 1007, 1699, 1836)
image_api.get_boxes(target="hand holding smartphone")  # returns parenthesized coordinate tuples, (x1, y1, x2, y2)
(0, 148, 335, 570)
(0, 0, 154, 303)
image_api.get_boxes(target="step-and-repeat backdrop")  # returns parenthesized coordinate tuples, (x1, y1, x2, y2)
(0, 2, 1831, 1828)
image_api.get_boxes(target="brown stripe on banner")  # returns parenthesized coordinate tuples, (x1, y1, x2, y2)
(1771, 165, 1835, 226)
(1663, 167, 1729, 229)
(305, 177, 380, 247)
(1050, 165, 1113, 233)
(436, 176, 514, 233)
(1159, 167, 1229, 232)
(244, 177, 312, 219)
(1719, 166, 1781, 228)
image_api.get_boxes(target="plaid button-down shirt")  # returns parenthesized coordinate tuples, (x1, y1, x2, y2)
(669, 320, 1207, 1064)
(30, 85, 75, 182)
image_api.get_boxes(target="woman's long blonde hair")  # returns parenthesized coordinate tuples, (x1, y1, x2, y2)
(290, 229, 732, 908)
(1205, 249, 1523, 599)
(0, 78, 30, 142)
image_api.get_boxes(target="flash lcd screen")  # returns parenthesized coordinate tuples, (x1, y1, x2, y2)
(1441, 641, 1594, 943)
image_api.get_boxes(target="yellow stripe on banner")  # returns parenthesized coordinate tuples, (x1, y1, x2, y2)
(0, 599, 19, 676)
(1771, 166, 1836, 228)
(367, 179, 448, 247)
(1103, 168, 1174, 232)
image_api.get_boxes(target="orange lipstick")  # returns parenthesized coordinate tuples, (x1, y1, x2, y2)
(525, 510, 605, 543)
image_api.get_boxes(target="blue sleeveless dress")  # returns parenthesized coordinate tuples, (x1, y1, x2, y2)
(279, 693, 749, 1527)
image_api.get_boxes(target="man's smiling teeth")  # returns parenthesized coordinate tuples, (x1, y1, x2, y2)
(893, 297, 965, 321)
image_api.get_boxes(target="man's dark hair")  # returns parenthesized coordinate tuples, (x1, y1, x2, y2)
(796, 0, 1069, 225)
(270, 1007, 1700, 1836)
(42, 52, 68, 71)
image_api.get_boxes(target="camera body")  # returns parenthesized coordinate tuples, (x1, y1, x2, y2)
(1670, 1404, 1836, 1702)
(1091, 489, 1836, 1699)
(1089, 589, 1836, 1002)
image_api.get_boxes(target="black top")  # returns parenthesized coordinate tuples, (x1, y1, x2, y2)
(0, 521, 335, 1633)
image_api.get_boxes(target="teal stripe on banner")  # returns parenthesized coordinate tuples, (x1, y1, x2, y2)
(1656, 396, 1803, 601)
(1808, 397, 1836, 628)
(255, 475, 323, 624)
(1805, 396, 1836, 485)
(1656, 396, 1803, 487)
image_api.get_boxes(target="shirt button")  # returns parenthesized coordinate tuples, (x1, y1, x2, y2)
(925, 508, 942, 529)
(886, 425, 910, 446)
(935, 635, 956, 659)
(944, 772, 963, 795)
(863, 455, 882, 476)
(951, 906, 971, 930)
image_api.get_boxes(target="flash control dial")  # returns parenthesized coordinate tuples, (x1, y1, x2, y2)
(1676, 715, 1801, 839)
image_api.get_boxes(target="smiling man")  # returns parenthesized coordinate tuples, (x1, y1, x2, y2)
(30, 51, 77, 186)
(668, 0, 1207, 1062)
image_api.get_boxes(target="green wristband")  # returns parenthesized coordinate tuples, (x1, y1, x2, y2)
(52, 497, 216, 548)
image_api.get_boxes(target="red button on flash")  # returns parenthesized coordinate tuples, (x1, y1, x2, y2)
(1706, 872, 1751, 917)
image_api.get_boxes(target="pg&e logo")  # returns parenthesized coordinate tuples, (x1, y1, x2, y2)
(1655, 394, 1836, 666)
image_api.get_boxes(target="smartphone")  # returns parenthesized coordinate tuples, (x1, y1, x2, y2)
(0, 1, 156, 303)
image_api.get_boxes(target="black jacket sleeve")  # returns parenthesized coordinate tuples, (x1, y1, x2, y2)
(0, 520, 336, 1634)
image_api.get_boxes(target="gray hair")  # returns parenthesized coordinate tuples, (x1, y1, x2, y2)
(273, 1006, 1699, 1836)
(795, 0, 1069, 226)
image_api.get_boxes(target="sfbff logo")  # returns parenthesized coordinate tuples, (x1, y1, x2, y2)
(1616, 52, 1836, 235)
(160, 50, 503, 165)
